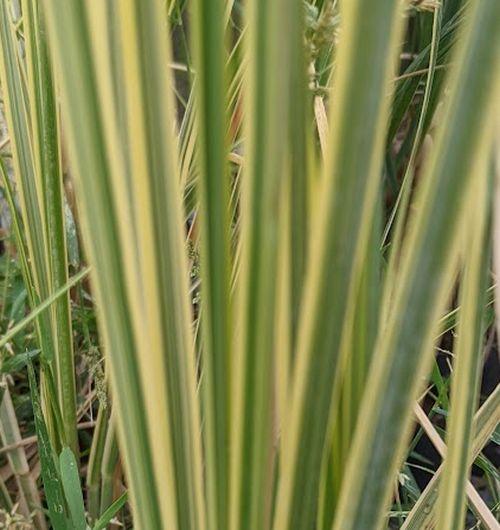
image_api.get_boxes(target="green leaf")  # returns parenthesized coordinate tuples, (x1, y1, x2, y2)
(27, 363, 69, 530)
(273, 1, 406, 528)
(92, 491, 128, 530)
(1, 349, 40, 374)
(436, 161, 491, 530)
(22, 0, 79, 455)
(229, 0, 305, 528)
(332, 0, 500, 527)
(59, 447, 87, 530)
(0, 267, 90, 350)
(42, 1, 206, 528)
(491, 426, 500, 446)
(0, 0, 78, 454)
(191, 0, 232, 527)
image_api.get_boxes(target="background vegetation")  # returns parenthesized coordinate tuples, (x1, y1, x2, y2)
(0, 0, 498, 528)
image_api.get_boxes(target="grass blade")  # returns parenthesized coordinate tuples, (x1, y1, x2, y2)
(229, 0, 300, 527)
(21, 0, 78, 455)
(113, 2, 206, 527)
(99, 418, 119, 515)
(86, 407, 108, 522)
(42, 1, 206, 528)
(92, 491, 127, 530)
(288, 0, 311, 350)
(273, 1, 405, 528)
(0, 0, 77, 454)
(27, 363, 69, 530)
(0, 267, 90, 350)
(59, 447, 86, 530)
(191, 0, 231, 528)
(38, 2, 163, 525)
(436, 158, 492, 529)
(323, 203, 382, 525)
(332, 0, 500, 527)
(495, 127, 500, 352)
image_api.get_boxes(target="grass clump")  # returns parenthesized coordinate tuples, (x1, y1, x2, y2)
(0, 0, 499, 529)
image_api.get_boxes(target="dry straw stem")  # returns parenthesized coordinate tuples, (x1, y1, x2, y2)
(0, 384, 46, 530)
(403, 384, 500, 529)
(415, 405, 499, 529)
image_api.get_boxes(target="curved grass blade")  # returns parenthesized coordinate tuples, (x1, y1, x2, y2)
(389, 5, 465, 142)
(382, 3, 442, 249)
(92, 491, 127, 530)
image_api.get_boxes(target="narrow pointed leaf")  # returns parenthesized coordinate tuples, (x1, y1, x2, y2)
(59, 447, 87, 530)
(273, 1, 405, 528)
(333, 1, 500, 527)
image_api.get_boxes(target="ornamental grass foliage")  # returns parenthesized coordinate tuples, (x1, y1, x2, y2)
(0, 0, 499, 529)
